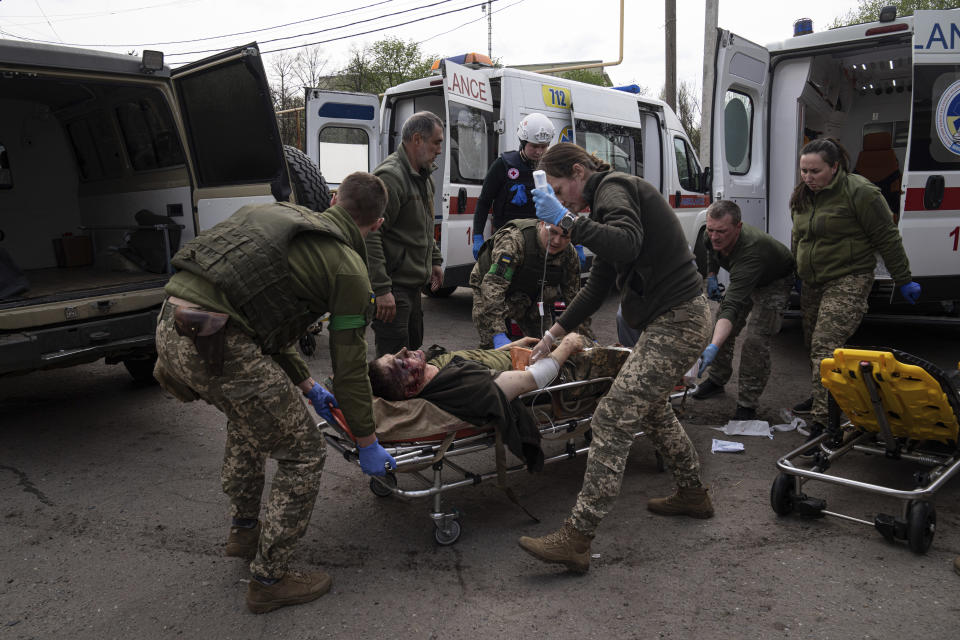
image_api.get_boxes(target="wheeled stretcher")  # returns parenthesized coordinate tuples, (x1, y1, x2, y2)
(324, 346, 692, 545)
(771, 347, 960, 553)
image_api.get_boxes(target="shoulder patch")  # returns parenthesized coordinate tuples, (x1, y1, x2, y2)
(488, 254, 516, 280)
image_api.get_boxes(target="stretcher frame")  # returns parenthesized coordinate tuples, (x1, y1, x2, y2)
(324, 376, 690, 545)
(770, 347, 960, 553)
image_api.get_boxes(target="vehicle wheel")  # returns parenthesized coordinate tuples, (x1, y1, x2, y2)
(123, 355, 158, 384)
(906, 500, 936, 554)
(770, 473, 796, 516)
(283, 145, 331, 212)
(434, 519, 462, 545)
(422, 285, 457, 298)
(298, 332, 317, 357)
(369, 473, 397, 498)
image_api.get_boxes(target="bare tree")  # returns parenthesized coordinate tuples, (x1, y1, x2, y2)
(293, 46, 330, 90)
(660, 80, 702, 151)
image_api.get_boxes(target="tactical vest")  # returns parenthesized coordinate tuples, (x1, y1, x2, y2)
(171, 202, 348, 354)
(476, 219, 565, 295)
(491, 150, 536, 228)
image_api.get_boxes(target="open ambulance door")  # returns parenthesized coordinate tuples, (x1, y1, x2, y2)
(304, 90, 381, 191)
(711, 30, 770, 232)
(900, 10, 960, 299)
(172, 43, 287, 231)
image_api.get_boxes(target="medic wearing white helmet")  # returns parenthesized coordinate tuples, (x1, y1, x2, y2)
(472, 113, 556, 259)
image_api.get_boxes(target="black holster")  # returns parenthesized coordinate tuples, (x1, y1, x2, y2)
(173, 306, 229, 376)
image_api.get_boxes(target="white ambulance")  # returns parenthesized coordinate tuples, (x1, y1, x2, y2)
(707, 7, 960, 314)
(304, 54, 709, 295)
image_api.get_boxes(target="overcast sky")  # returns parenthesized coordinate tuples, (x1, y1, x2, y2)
(0, 0, 857, 93)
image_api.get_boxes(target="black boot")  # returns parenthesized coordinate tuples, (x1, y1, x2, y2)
(692, 379, 724, 400)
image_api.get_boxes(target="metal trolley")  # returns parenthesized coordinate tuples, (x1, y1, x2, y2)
(770, 347, 960, 553)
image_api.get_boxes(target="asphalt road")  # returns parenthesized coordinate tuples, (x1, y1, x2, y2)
(2, 289, 960, 639)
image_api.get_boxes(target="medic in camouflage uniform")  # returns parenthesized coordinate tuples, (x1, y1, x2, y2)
(469, 218, 594, 349)
(471, 113, 557, 259)
(152, 172, 396, 614)
(517, 143, 713, 574)
(691, 200, 795, 422)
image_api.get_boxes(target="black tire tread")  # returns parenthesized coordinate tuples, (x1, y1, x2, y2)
(283, 145, 331, 212)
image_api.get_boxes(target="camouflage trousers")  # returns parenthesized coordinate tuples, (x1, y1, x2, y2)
(707, 276, 792, 409)
(154, 301, 325, 579)
(569, 295, 711, 537)
(473, 289, 595, 348)
(801, 271, 874, 426)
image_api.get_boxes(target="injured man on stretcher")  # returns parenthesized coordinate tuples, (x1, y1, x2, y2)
(367, 334, 586, 472)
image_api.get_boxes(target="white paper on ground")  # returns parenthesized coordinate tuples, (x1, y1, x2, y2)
(711, 438, 745, 453)
(714, 420, 773, 438)
(772, 409, 805, 433)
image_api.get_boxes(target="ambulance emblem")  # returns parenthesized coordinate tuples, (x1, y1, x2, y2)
(935, 79, 960, 156)
(507, 167, 520, 180)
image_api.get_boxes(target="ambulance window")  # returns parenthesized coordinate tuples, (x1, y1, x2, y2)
(575, 120, 641, 175)
(115, 98, 185, 171)
(448, 102, 492, 184)
(724, 90, 753, 175)
(674, 137, 701, 191)
(908, 64, 960, 171)
(317, 127, 369, 183)
(67, 111, 125, 181)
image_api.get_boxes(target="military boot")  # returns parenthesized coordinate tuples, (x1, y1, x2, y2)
(246, 569, 332, 614)
(647, 485, 715, 519)
(225, 521, 261, 560)
(518, 522, 593, 573)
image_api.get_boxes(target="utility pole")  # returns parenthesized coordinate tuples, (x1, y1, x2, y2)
(701, 0, 718, 164)
(665, 0, 677, 110)
(485, 1, 492, 59)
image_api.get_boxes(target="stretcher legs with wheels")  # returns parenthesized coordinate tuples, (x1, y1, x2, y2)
(770, 347, 960, 553)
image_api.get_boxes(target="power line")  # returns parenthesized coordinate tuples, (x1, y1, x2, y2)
(168, 0, 471, 56)
(176, 0, 501, 63)
(31, 0, 61, 43)
(0, 0, 401, 48)
(417, 0, 526, 45)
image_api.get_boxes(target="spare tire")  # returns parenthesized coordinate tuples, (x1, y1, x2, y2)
(283, 145, 331, 212)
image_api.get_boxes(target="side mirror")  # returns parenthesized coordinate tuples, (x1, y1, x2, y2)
(700, 166, 712, 194)
(457, 187, 467, 214)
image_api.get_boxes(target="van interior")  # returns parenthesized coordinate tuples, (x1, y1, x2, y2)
(0, 72, 191, 307)
(765, 39, 913, 242)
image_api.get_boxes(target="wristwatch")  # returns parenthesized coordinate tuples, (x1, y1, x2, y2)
(558, 212, 577, 233)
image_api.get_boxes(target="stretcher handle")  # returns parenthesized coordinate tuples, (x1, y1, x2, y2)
(328, 405, 357, 441)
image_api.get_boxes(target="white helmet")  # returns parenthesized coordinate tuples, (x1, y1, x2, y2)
(517, 113, 555, 144)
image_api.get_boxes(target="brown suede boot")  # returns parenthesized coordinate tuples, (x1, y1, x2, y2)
(246, 569, 332, 614)
(647, 485, 715, 519)
(225, 522, 261, 560)
(518, 522, 593, 573)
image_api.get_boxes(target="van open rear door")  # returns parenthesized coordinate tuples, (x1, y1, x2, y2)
(172, 44, 287, 231)
(711, 30, 770, 232)
(304, 90, 381, 190)
(901, 10, 960, 295)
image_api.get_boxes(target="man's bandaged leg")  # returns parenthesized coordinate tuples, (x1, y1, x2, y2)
(527, 356, 560, 389)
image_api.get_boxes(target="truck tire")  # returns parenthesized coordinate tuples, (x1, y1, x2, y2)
(283, 145, 331, 212)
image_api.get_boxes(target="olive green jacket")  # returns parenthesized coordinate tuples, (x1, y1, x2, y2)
(368, 144, 443, 295)
(791, 169, 911, 286)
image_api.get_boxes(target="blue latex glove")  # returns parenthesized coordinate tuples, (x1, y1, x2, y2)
(574, 244, 586, 269)
(899, 281, 921, 304)
(698, 344, 719, 377)
(492, 332, 511, 348)
(706, 275, 720, 300)
(305, 382, 338, 425)
(358, 439, 397, 476)
(472, 234, 484, 260)
(532, 183, 568, 225)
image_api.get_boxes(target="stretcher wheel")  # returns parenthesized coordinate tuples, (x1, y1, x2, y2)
(770, 473, 796, 516)
(906, 500, 936, 554)
(434, 520, 461, 545)
(369, 473, 397, 498)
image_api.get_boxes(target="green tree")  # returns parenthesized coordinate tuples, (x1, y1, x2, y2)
(558, 68, 613, 87)
(659, 80, 701, 151)
(832, 0, 960, 27)
(336, 37, 435, 94)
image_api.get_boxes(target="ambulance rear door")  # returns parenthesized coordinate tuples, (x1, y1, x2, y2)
(440, 59, 495, 285)
(900, 10, 960, 297)
(711, 30, 770, 232)
(303, 90, 381, 190)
